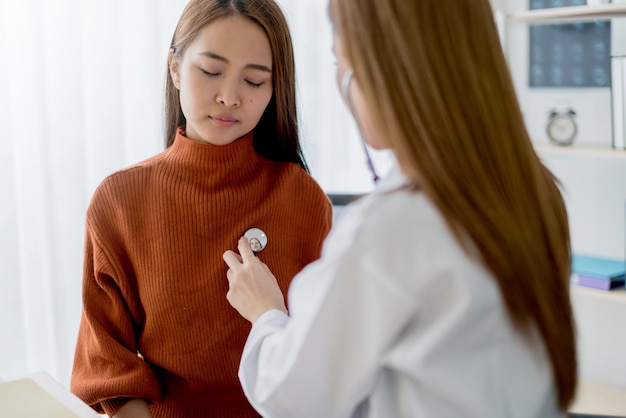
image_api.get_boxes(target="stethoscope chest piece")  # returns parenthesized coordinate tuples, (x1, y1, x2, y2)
(243, 228, 267, 254)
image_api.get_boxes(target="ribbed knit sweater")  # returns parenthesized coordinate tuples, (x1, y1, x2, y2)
(70, 129, 332, 417)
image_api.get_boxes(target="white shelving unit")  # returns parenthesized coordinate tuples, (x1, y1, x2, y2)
(503, 3, 626, 157)
(501, 4, 626, 414)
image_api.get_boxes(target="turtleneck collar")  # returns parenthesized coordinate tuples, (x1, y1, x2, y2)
(165, 127, 265, 180)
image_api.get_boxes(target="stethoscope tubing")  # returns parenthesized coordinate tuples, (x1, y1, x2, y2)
(341, 69, 380, 184)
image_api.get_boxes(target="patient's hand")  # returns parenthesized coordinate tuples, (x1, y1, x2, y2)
(113, 399, 152, 418)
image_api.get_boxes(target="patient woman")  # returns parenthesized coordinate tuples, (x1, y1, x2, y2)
(70, 0, 331, 417)
(223, 0, 577, 416)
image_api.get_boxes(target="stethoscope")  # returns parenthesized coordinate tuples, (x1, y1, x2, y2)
(341, 69, 380, 185)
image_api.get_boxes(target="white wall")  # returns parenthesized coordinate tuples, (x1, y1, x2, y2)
(571, 286, 626, 390)
(543, 154, 626, 259)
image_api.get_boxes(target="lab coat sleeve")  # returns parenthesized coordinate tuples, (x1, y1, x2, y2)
(238, 247, 417, 418)
(238, 310, 291, 405)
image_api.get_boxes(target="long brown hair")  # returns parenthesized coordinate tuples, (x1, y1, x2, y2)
(165, 0, 307, 169)
(330, 0, 576, 409)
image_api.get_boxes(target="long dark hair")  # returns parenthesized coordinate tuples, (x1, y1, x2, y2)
(331, 0, 576, 410)
(165, 0, 307, 170)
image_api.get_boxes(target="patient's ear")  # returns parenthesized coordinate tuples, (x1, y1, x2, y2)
(169, 49, 181, 89)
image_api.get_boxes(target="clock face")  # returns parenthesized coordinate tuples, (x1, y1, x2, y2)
(547, 113, 577, 145)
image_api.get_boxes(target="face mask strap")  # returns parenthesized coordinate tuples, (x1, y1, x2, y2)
(341, 69, 380, 184)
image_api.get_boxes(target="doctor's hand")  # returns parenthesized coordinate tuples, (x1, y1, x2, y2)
(223, 236, 288, 324)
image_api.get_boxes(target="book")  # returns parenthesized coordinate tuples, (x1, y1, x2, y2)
(574, 273, 626, 291)
(572, 254, 626, 291)
(0, 372, 100, 418)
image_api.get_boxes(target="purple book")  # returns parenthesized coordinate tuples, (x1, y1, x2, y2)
(574, 274, 626, 291)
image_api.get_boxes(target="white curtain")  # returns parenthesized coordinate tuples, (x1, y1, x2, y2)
(0, 0, 393, 388)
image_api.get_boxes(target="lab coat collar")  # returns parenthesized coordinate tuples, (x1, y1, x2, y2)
(372, 163, 413, 195)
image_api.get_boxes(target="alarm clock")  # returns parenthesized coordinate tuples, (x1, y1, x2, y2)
(546, 109, 577, 146)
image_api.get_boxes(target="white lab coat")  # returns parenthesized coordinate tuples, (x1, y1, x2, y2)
(239, 165, 564, 418)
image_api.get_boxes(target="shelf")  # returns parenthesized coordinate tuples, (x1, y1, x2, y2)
(535, 143, 626, 159)
(571, 284, 626, 302)
(508, 3, 626, 24)
(570, 378, 626, 416)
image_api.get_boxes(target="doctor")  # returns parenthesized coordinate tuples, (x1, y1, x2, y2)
(222, 0, 577, 416)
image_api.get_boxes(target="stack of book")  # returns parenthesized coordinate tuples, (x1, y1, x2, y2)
(572, 253, 626, 291)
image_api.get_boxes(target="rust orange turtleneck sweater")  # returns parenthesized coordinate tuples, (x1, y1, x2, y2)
(70, 129, 332, 417)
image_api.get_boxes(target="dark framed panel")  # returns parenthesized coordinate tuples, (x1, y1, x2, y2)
(529, 0, 611, 88)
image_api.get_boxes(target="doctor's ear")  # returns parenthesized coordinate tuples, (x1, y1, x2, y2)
(341, 69, 354, 99)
